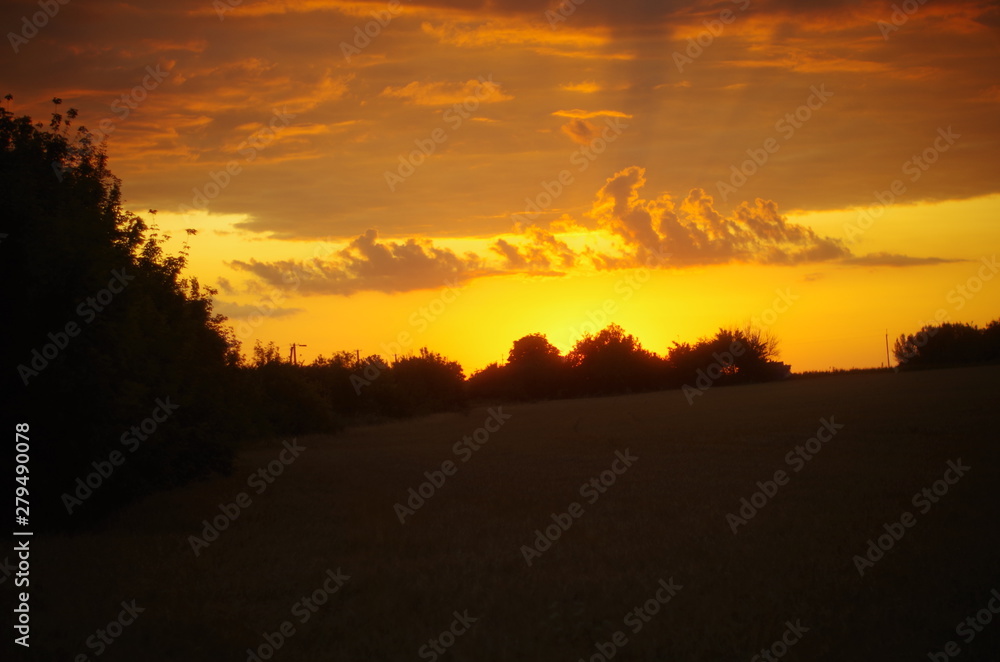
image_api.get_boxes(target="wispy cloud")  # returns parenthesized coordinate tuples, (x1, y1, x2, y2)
(380, 78, 512, 106)
(844, 252, 965, 268)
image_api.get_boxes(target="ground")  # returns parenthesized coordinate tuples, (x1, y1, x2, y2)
(21, 365, 1000, 661)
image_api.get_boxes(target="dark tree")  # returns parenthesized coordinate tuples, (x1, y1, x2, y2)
(566, 324, 661, 394)
(388, 348, 466, 414)
(506, 333, 566, 399)
(2, 100, 240, 528)
(666, 323, 785, 386)
(467, 362, 508, 400)
(894, 321, 999, 370)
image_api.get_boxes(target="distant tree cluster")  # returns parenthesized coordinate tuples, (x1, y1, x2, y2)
(241, 343, 466, 435)
(894, 320, 1000, 370)
(469, 323, 789, 401)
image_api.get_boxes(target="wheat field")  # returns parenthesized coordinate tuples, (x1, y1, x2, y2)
(22, 365, 1000, 661)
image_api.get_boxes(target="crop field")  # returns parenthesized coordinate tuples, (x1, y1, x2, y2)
(21, 365, 1000, 661)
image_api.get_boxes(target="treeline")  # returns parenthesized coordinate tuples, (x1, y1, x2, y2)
(894, 320, 1000, 370)
(467, 324, 789, 400)
(240, 322, 790, 433)
(240, 343, 466, 435)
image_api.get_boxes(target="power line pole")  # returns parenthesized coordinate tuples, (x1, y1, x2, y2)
(289, 343, 307, 365)
(884, 330, 891, 369)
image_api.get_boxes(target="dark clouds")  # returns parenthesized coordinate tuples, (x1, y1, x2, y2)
(2, 0, 997, 243)
(222, 167, 958, 295)
(228, 229, 486, 295)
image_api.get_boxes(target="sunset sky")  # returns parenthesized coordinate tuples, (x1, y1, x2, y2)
(4, 0, 999, 373)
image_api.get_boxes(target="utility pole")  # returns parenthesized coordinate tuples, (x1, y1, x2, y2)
(289, 343, 307, 366)
(884, 330, 891, 369)
(354, 349, 361, 366)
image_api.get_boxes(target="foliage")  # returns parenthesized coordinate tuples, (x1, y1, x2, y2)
(2, 100, 240, 528)
(893, 320, 1000, 370)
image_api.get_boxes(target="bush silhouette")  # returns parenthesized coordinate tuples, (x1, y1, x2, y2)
(2, 100, 240, 528)
(894, 320, 1000, 370)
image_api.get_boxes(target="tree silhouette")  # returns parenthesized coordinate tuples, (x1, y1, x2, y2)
(506, 333, 565, 398)
(567, 324, 661, 394)
(894, 320, 999, 370)
(666, 323, 785, 386)
(389, 348, 466, 414)
(508, 333, 561, 365)
(2, 100, 240, 528)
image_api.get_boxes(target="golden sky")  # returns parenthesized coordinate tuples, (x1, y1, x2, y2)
(4, 0, 999, 372)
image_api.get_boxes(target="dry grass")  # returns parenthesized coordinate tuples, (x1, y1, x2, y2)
(21, 365, 1000, 660)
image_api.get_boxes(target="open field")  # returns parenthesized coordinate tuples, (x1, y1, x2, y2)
(20, 365, 1000, 660)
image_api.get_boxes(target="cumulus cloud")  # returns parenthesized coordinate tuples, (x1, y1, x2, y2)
(228, 229, 488, 296)
(227, 225, 581, 296)
(224, 166, 961, 296)
(490, 226, 577, 274)
(587, 166, 851, 267)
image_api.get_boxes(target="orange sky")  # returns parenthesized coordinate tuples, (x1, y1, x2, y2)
(4, 0, 999, 373)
